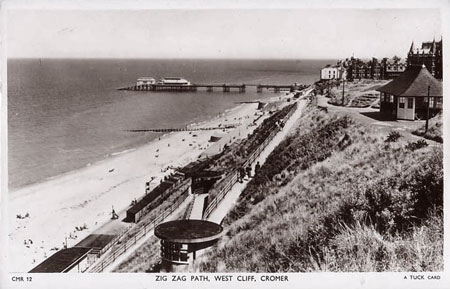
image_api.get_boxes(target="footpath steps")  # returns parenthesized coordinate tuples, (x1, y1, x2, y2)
(189, 194, 208, 220)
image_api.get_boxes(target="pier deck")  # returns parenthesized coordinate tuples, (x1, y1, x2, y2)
(118, 83, 307, 93)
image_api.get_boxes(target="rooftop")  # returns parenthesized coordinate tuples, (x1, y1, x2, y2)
(74, 234, 116, 250)
(385, 58, 406, 65)
(127, 181, 173, 214)
(376, 65, 442, 97)
(155, 220, 223, 243)
(414, 48, 432, 54)
(29, 247, 91, 273)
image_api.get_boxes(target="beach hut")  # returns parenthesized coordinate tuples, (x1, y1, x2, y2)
(74, 234, 117, 256)
(209, 131, 227, 143)
(126, 174, 191, 223)
(376, 65, 443, 120)
(209, 135, 222, 142)
(257, 101, 267, 110)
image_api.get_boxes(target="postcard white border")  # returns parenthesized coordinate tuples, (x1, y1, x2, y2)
(1, 0, 449, 289)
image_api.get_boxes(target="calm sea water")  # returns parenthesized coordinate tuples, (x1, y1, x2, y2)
(8, 59, 332, 189)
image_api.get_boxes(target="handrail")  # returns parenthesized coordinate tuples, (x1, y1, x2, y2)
(88, 190, 189, 272)
(89, 102, 298, 272)
(202, 103, 297, 219)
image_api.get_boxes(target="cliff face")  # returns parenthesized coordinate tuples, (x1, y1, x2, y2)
(199, 105, 443, 272)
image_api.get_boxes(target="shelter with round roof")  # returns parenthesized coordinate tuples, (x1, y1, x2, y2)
(376, 65, 443, 120)
(155, 219, 223, 272)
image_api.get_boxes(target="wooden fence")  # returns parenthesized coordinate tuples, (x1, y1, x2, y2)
(89, 101, 298, 272)
(202, 102, 297, 219)
(88, 190, 190, 272)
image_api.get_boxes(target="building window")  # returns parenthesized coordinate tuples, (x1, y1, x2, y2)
(399, 97, 405, 108)
(407, 98, 413, 109)
(390, 95, 394, 103)
(429, 97, 435, 108)
(436, 97, 443, 108)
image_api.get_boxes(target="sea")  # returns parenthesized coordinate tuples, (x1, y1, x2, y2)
(7, 58, 333, 190)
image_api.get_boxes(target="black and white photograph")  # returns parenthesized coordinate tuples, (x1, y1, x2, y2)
(0, 0, 448, 288)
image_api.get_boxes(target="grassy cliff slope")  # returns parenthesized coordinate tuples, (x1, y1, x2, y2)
(412, 112, 443, 143)
(199, 105, 443, 272)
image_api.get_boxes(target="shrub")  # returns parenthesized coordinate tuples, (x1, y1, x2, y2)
(316, 210, 443, 272)
(301, 147, 443, 271)
(405, 139, 428, 151)
(385, 131, 401, 143)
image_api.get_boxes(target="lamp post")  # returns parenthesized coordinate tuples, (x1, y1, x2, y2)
(327, 79, 330, 96)
(425, 85, 431, 133)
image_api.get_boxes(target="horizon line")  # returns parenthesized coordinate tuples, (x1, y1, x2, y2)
(8, 56, 398, 61)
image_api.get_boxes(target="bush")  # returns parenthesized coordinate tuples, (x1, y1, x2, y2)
(317, 211, 443, 272)
(385, 131, 401, 143)
(405, 139, 428, 151)
(294, 147, 443, 271)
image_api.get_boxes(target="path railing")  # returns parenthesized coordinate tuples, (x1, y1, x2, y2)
(202, 102, 297, 219)
(90, 101, 298, 271)
(183, 195, 196, 219)
(89, 189, 190, 272)
(202, 172, 239, 219)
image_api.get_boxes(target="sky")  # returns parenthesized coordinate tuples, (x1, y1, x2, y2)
(5, 8, 442, 59)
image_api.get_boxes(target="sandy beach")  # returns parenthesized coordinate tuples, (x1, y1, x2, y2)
(7, 94, 292, 272)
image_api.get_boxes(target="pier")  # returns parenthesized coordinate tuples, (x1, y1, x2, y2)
(118, 83, 307, 93)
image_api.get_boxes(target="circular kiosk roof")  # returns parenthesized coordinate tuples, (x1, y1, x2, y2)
(155, 220, 223, 244)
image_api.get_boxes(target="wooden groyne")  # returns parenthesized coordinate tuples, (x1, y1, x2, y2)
(125, 124, 238, 133)
(118, 83, 308, 93)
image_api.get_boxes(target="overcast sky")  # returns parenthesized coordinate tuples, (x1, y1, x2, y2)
(6, 8, 442, 59)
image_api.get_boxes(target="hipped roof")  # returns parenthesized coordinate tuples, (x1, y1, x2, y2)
(376, 65, 442, 97)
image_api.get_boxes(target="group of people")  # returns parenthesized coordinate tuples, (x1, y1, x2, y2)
(238, 161, 261, 183)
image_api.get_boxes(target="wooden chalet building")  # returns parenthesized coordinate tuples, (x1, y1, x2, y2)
(376, 65, 443, 120)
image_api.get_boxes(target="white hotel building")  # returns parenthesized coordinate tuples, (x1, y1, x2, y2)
(320, 66, 345, 80)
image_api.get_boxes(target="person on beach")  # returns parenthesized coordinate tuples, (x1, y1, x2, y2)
(111, 207, 118, 220)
